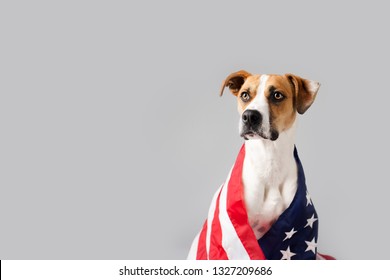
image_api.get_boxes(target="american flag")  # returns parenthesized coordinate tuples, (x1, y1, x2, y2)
(188, 144, 334, 260)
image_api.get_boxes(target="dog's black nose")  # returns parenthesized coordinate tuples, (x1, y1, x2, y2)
(242, 110, 262, 127)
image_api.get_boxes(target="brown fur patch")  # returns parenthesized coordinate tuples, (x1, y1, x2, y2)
(236, 75, 260, 114)
(219, 70, 252, 96)
(286, 74, 319, 114)
(266, 75, 297, 133)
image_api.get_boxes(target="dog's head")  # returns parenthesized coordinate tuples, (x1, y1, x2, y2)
(220, 70, 320, 141)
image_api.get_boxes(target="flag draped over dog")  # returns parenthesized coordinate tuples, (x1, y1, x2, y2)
(188, 144, 331, 260)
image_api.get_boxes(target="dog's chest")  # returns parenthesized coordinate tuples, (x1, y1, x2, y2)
(242, 147, 297, 240)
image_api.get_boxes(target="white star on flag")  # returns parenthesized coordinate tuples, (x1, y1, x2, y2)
(305, 214, 318, 228)
(306, 191, 312, 206)
(305, 237, 317, 254)
(283, 228, 297, 241)
(280, 246, 296, 260)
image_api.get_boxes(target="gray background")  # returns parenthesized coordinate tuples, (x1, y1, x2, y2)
(1, 0, 389, 259)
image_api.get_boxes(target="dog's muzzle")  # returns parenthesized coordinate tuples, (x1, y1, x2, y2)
(240, 110, 262, 139)
(240, 109, 279, 141)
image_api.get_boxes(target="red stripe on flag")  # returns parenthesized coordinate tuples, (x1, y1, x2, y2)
(318, 253, 336, 260)
(226, 144, 266, 260)
(209, 190, 228, 260)
(196, 221, 208, 260)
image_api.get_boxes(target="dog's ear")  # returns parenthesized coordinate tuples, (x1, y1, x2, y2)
(286, 74, 320, 114)
(219, 70, 252, 96)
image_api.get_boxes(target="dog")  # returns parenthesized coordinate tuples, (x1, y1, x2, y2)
(188, 70, 332, 260)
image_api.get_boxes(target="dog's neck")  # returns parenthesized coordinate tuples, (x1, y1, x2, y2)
(244, 122, 297, 174)
(242, 122, 298, 239)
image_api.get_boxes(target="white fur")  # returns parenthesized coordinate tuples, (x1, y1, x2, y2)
(241, 76, 298, 239)
(307, 80, 320, 95)
(243, 125, 298, 239)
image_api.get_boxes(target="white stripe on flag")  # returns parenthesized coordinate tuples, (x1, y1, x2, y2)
(205, 184, 223, 258)
(218, 168, 250, 260)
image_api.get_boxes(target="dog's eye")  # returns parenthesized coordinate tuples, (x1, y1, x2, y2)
(272, 91, 285, 101)
(240, 91, 250, 102)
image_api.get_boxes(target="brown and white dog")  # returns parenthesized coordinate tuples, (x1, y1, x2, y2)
(188, 70, 321, 259)
(220, 70, 320, 240)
